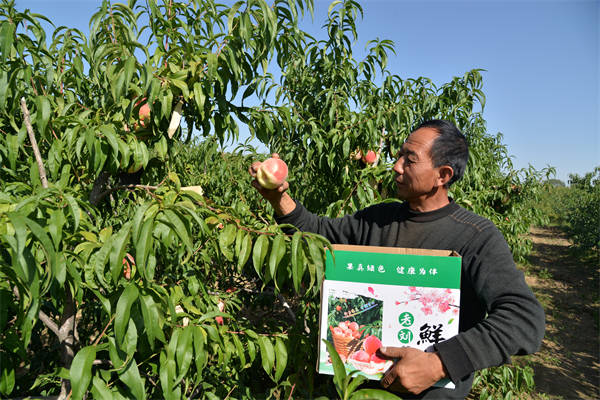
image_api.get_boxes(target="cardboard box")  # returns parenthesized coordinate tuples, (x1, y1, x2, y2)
(317, 244, 461, 389)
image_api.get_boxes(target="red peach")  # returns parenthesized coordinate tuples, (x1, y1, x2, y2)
(362, 150, 377, 165)
(138, 102, 151, 128)
(256, 157, 288, 189)
(352, 350, 370, 363)
(363, 335, 382, 355)
(370, 353, 386, 364)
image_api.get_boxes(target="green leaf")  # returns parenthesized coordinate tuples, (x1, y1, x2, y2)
(290, 231, 303, 292)
(110, 222, 132, 284)
(6, 133, 18, 171)
(35, 95, 51, 136)
(21, 215, 57, 280)
(227, 1, 243, 33)
(174, 326, 193, 384)
(308, 238, 325, 286)
(236, 231, 253, 272)
(115, 284, 139, 347)
(123, 56, 136, 94)
(135, 216, 154, 279)
(163, 209, 193, 251)
(252, 234, 269, 278)
(323, 339, 346, 394)
(0, 22, 15, 60)
(171, 79, 189, 99)
(193, 326, 208, 374)
(268, 234, 286, 286)
(139, 293, 164, 349)
(91, 376, 113, 400)
(64, 194, 81, 230)
(257, 336, 275, 377)
(132, 202, 152, 239)
(273, 337, 287, 382)
(343, 137, 351, 158)
(0, 352, 15, 396)
(350, 389, 403, 400)
(192, 81, 206, 111)
(207, 53, 217, 80)
(218, 224, 236, 261)
(70, 345, 97, 400)
(120, 357, 146, 400)
(345, 374, 368, 397)
(232, 333, 247, 367)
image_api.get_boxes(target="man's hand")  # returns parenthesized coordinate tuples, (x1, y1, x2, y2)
(249, 153, 296, 216)
(378, 346, 447, 395)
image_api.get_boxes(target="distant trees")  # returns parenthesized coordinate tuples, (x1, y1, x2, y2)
(541, 168, 599, 253)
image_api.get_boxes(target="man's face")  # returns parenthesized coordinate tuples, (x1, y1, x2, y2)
(393, 127, 442, 201)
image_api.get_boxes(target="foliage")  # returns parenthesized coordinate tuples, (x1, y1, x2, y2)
(0, 0, 548, 398)
(536, 167, 599, 253)
(470, 364, 536, 400)
(562, 168, 599, 252)
(316, 340, 402, 400)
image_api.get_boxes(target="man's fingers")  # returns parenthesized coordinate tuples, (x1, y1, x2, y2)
(277, 181, 289, 193)
(378, 346, 408, 359)
(249, 161, 262, 176)
(381, 363, 398, 389)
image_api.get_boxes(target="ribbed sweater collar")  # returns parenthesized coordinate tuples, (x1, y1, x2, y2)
(403, 198, 459, 223)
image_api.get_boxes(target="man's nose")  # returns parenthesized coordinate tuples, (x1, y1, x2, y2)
(393, 158, 404, 174)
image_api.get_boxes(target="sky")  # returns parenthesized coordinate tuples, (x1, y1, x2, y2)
(13, 0, 599, 184)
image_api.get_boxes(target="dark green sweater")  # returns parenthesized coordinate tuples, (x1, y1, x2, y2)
(276, 199, 545, 399)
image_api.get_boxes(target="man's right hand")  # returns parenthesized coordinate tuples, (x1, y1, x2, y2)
(249, 153, 296, 216)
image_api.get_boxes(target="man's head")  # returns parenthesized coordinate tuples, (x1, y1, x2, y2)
(393, 120, 468, 209)
(416, 119, 469, 187)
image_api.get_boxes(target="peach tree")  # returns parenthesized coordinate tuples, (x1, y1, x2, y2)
(0, 0, 548, 399)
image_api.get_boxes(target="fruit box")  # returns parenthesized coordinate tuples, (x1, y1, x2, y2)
(317, 244, 461, 389)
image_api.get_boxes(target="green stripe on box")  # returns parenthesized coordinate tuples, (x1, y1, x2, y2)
(325, 250, 461, 289)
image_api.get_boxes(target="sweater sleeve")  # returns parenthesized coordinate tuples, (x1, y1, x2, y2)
(434, 226, 545, 383)
(275, 202, 369, 244)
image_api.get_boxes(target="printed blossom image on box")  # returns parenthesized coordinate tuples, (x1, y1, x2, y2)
(387, 286, 460, 350)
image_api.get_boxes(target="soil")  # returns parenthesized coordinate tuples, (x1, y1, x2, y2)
(521, 226, 599, 399)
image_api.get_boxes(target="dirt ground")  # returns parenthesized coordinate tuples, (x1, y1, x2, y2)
(521, 226, 599, 399)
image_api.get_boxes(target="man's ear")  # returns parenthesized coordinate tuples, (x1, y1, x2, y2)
(436, 165, 454, 187)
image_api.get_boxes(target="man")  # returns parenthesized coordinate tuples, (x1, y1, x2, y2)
(249, 120, 545, 399)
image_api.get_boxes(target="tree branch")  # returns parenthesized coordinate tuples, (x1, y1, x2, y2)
(20, 97, 48, 189)
(38, 309, 61, 337)
(12, 286, 60, 338)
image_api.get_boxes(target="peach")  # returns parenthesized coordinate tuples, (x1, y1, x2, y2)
(256, 157, 288, 189)
(352, 350, 370, 363)
(363, 335, 382, 355)
(137, 101, 151, 128)
(370, 353, 386, 364)
(362, 150, 377, 165)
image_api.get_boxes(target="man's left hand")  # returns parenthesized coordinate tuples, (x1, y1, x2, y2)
(378, 346, 447, 395)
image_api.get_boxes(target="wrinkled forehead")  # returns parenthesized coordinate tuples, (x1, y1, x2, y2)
(402, 128, 439, 153)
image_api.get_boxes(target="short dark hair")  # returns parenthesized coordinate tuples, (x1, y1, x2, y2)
(416, 119, 469, 187)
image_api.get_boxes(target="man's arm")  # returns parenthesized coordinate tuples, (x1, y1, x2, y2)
(434, 226, 545, 384)
(249, 155, 372, 244)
